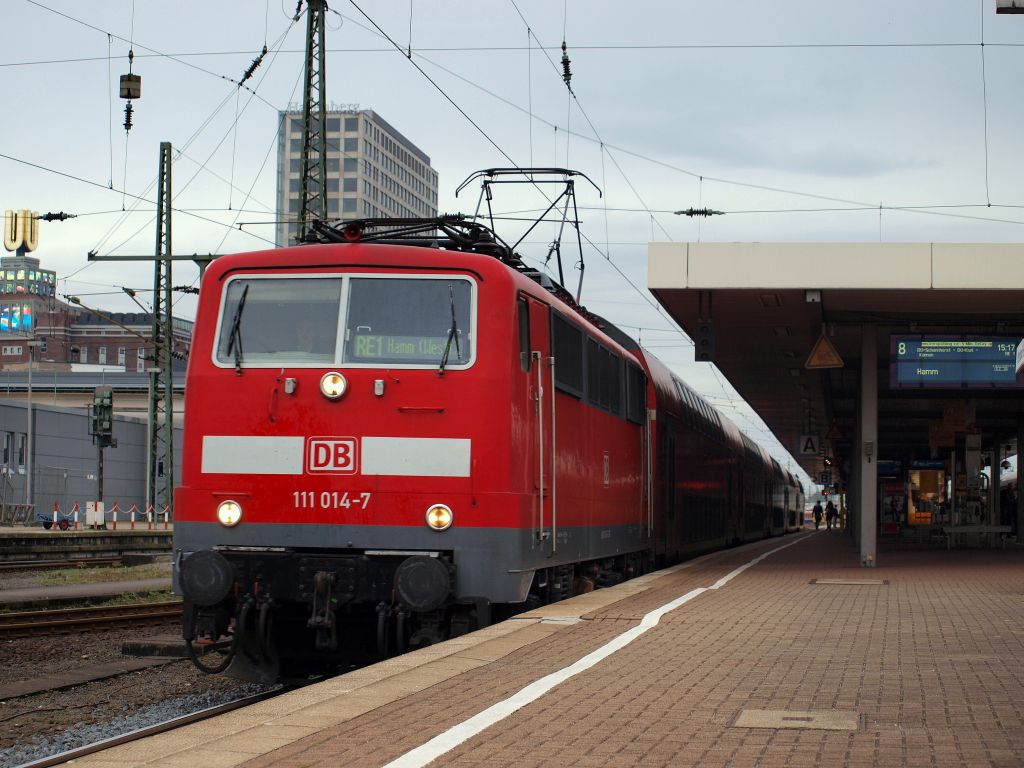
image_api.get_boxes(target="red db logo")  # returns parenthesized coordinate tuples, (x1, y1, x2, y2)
(305, 437, 358, 474)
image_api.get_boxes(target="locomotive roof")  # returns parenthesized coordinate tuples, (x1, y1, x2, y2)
(216, 215, 643, 362)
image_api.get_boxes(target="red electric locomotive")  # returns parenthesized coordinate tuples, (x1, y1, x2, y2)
(175, 174, 801, 682)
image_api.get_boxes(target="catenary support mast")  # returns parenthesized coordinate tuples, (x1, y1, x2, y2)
(147, 141, 174, 517)
(297, 0, 328, 242)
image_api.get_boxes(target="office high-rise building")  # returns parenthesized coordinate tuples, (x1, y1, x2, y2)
(276, 108, 439, 246)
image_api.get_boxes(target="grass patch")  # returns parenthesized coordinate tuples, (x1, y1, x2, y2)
(0, 590, 179, 614)
(40, 563, 171, 586)
(89, 589, 179, 607)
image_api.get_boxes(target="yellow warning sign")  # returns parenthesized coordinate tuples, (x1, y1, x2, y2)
(805, 333, 844, 369)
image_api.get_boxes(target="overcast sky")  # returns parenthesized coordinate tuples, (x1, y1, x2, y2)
(3, 1, 1023, 487)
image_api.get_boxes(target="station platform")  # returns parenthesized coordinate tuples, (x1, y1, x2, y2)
(62, 530, 1024, 768)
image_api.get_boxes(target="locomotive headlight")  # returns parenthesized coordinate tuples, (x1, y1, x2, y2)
(425, 504, 453, 531)
(216, 500, 243, 527)
(320, 371, 348, 400)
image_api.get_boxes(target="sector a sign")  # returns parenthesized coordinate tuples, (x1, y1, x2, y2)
(799, 434, 821, 456)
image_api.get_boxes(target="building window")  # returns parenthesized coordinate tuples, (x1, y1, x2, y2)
(326, 157, 339, 172)
(326, 117, 340, 133)
(80, 346, 88, 363)
(343, 138, 358, 152)
(342, 199, 357, 212)
(118, 347, 126, 365)
(343, 178, 357, 192)
(137, 347, 146, 372)
(344, 158, 357, 172)
(98, 346, 107, 365)
(344, 117, 358, 131)
(325, 178, 339, 193)
(17, 433, 26, 469)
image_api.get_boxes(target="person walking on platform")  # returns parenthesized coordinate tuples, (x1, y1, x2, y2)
(812, 500, 823, 530)
(825, 499, 837, 530)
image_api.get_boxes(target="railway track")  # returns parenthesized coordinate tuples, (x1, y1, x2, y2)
(0, 601, 183, 639)
(0, 557, 124, 571)
(17, 687, 285, 768)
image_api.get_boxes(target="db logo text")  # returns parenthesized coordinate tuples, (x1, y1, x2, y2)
(305, 437, 358, 474)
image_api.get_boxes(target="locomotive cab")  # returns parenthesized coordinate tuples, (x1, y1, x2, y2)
(175, 252, 496, 679)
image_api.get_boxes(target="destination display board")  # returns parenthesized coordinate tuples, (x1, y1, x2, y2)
(350, 333, 448, 363)
(890, 335, 1024, 389)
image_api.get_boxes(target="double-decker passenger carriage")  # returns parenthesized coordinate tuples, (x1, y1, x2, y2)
(174, 169, 801, 682)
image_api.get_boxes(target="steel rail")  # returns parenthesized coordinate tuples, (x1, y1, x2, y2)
(0, 557, 124, 571)
(16, 687, 287, 768)
(0, 600, 182, 638)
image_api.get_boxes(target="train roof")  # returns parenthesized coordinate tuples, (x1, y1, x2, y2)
(205, 228, 644, 365)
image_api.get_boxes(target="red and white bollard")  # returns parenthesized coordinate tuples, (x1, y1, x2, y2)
(129, 503, 137, 530)
(162, 505, 170, 530)
(111, 502, 119, 530)
(52, 502, 59, 531)
(146, 504, 154, 530)
(72, 502, 80, 530)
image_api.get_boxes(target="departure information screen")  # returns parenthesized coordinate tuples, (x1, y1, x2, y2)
(890, 335, 1023, 389)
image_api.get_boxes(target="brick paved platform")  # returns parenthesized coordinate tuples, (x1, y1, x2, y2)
(65, 530, 1024, 767)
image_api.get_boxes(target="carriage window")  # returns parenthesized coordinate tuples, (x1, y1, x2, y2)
(518, 297, 531, 372)
(344, 277, 473, 366)
(216, 277, 342, 365)
(551, 312, 584, 397)
(586, 338, 601, 406)
(625, 363, 646, 424)
(610, 355, 624, 415)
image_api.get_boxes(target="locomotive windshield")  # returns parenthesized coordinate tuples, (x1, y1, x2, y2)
(214, 274, 474, 369)
(345, 277, 472, 366)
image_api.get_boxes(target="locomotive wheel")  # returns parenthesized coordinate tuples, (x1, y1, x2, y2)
(449, 606, 478, 638)
(187, 637, 235, 675)
(42, 521, 52, 530)
(58, 519, 70, 531)
(409, 625, 445, 650)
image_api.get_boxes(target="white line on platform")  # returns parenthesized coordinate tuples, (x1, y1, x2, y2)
(383, 535, 808, 768)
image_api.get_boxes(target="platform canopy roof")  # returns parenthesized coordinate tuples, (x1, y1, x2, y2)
(648, 243, 1024, 481)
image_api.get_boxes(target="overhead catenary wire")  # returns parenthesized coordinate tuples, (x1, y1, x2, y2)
(25, 0, 282, 111)
(91, 14, 301, 260)
(106, 33, 114, 188)
(8, 39, 1024, 69)
(403, 48, 1021, 223)
(979, 0, 992, 207)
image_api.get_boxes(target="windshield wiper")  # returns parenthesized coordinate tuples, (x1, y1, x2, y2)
(438, 284, 462, 375)
(226, 284, 249, 375)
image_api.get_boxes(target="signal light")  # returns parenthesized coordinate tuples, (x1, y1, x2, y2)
(694, 319, 714, 362)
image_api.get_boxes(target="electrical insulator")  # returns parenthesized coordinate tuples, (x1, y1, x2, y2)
(241, 45, 268, 85)
(119, 48, 141, 133)
(561, 41, 572, 90)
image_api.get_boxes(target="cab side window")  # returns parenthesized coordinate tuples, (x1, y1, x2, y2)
(518, 297, 531, 372)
